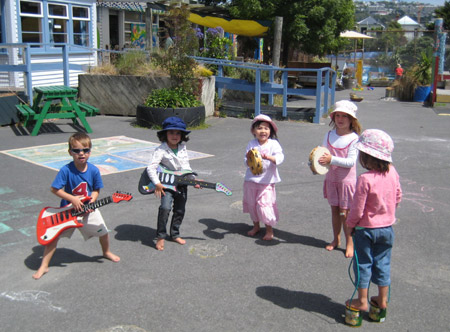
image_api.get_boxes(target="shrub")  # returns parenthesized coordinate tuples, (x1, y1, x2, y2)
(144, 87, 201, 108)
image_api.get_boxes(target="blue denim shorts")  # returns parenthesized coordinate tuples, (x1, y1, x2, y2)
(353, 226, 394, 288)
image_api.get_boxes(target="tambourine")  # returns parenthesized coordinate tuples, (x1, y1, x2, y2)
(309, 146, 330, 175)
(247, 148, 263, 175)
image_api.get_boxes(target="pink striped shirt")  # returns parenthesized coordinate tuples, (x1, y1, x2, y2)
(346, 166, 402, 229)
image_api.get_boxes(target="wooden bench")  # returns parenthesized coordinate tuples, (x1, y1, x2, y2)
(77, 102, 100, 117)
(16, 104, 36, 126)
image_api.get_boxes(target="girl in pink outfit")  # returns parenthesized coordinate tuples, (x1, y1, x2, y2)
(319, 100, 362, 257)
(345, 129, 402, 322)
(244, 114, 284, 241)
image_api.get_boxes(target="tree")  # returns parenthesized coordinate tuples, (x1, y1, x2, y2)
(222, 0, 355, 65)
(434, 1, 450, 31)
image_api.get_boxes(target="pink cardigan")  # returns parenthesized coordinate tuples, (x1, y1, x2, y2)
(346, 166, 402, 229)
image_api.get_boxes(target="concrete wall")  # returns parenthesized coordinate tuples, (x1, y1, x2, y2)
(78, 74, 215, 117)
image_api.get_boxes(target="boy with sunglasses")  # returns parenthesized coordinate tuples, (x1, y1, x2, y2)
(33, 132, 120, 279)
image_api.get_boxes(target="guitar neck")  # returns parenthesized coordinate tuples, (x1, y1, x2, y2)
(73, 196, 113, 216)
(176, 179, 217, 190)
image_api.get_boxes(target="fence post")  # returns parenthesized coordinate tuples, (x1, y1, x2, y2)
(254, 68, 261, 116)
(218, 65, 223, 99)
(313, 70, 323, 123)
(282, 71, 288, 118)
(24, 44, 33, 106)
(268, 68, 274, 106)
(62, 44, 70, 86)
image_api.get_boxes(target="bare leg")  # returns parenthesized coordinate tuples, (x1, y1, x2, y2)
(371, 286, 389, 309)
(32, 240, 58, 280)
(247, 222, 260, 236)
(346, 288, 369, 312)
(326, 206, 341, 251)
(341, 209, 354, 258)
(99, 234, 120, 262)
(263, 225, 274, 241)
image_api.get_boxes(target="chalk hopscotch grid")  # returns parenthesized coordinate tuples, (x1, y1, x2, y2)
(0, 135, 214, 175)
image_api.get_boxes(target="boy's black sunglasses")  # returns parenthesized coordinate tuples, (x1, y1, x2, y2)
(71, 148, 91, 154)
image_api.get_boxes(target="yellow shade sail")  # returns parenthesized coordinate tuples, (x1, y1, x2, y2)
(188, 13, 269, 37)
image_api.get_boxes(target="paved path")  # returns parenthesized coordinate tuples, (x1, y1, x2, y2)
(0, 87, 449, 331)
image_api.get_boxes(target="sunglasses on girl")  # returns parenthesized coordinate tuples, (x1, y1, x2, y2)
(71, 148, 91, 154)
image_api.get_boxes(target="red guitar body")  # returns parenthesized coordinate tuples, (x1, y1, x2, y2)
(36, 191, 133, 246)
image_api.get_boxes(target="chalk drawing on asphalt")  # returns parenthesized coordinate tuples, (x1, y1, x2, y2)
(0, 136, 214, 176)
(0, 290, 67, 312)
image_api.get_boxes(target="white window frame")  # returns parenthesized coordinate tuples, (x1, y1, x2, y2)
(72, 5, 90, 47)
(124, 11, 144, 48)
(19, 0, 44, 45)
(47, 2, 68, 44)
(18, 0, 93, 53)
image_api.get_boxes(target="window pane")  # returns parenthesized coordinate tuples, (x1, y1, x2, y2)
(73, 6, 89, 19)
(73, 20, 89, 46)
(48, 4, 66, 17)
(20, 1, 41, 15)
(21, 16, 43, 43)
(49, 18, 67, 43)
(125, 11, 141, 22)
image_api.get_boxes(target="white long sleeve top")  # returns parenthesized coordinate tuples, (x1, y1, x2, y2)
(146, 142, 193, 185)
(322, 130, 359, 168)
(244, 138, 284, 184)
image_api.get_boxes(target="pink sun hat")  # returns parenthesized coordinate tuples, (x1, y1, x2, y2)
(251, 114, 278, 134)
(355, 129, 394, 162)
(330, 100, 358, 119)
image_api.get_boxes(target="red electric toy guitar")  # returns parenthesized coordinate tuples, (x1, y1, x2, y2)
(138, 165, 232, 196)
(36, 191, 133, 246)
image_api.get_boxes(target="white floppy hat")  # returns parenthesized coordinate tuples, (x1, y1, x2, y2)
(330, 100, 358, 119)
(251, 114, 278, 134)
(355, 129, 394, 162)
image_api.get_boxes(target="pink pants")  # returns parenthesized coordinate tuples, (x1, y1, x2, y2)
(243, 181, 279, 226)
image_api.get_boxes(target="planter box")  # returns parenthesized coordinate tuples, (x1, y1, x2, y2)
(369, 79, 392, 87)
(78, 75, 215, 117)
(136, 105, 205, 128)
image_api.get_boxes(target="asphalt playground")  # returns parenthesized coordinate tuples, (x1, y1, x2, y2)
(0, 87, 449, 332)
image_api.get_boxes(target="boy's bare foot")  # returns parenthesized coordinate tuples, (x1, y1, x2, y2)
(32, 267, 49, 280)
(325, 240, 340, 251)
(247, 226, 260, 237)
(345, 244, 354, 258)
(173, 237, 186, 245)
(156, 238, 165, 251)
(346, 299, 368, 312)
(370, 296, 387, 309)
(104, 251, 120, 262)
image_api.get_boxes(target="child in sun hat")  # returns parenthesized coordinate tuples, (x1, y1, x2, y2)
(345, 129, 402, 322)
(146, 116, 200, 251)
(244, 114, 284, 241)
(318, 100, 362, 257)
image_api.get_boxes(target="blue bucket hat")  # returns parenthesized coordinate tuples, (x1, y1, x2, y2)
(158, 116, 191, 134)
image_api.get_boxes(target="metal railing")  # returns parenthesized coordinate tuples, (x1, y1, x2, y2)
(192, 56, 335, 123)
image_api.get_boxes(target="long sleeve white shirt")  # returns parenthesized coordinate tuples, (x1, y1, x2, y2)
(244, 138, 284, 184)
(322, 130, 358, 168)
(146, 142, 193, 185)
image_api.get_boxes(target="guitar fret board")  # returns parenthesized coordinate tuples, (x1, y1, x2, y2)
(72, 196, 112, 216)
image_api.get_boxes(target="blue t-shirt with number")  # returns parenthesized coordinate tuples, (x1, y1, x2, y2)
(51, 161, 104, 207)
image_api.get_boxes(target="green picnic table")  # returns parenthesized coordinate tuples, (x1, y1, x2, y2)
(16, 85, 99, 136)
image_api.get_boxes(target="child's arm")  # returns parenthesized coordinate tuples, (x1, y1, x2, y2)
(51, 187, 85, 212)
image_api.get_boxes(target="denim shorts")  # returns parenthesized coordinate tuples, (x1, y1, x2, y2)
(353, 226, 394, 288)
